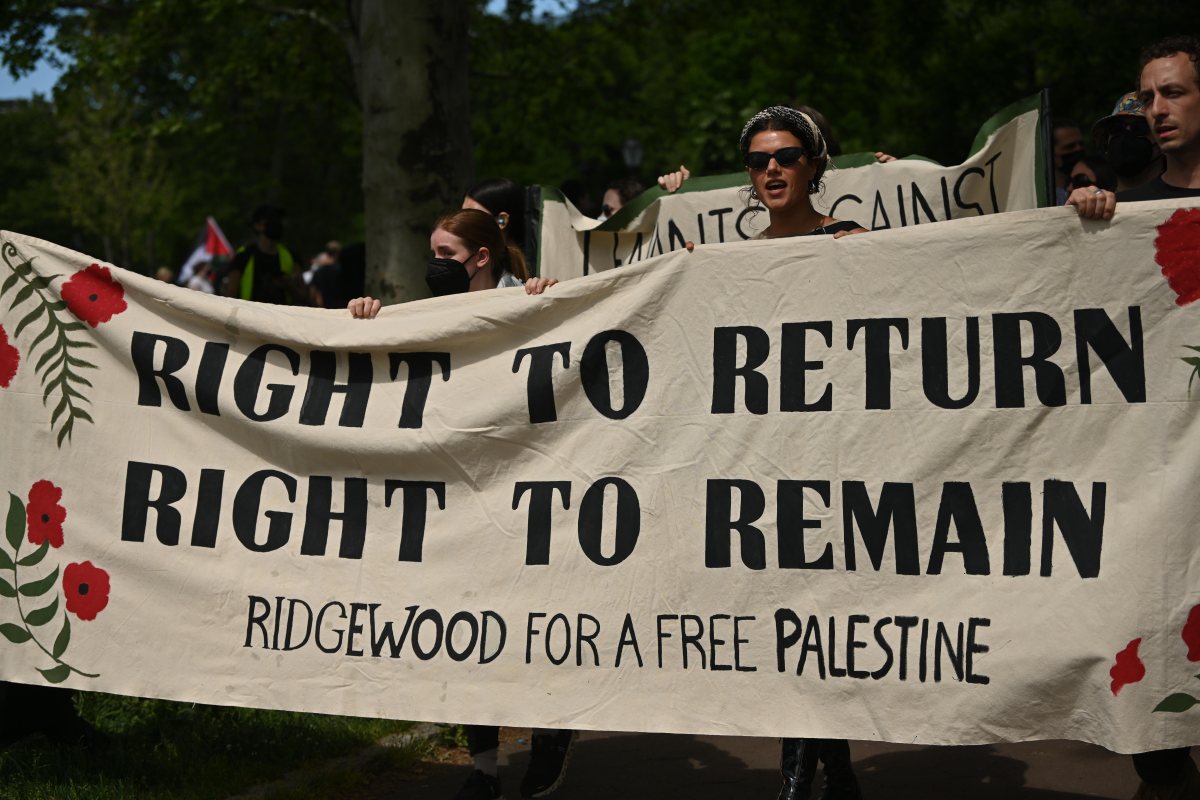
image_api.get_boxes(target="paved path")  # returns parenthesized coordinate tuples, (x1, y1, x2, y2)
(388, 732, 1148, 799)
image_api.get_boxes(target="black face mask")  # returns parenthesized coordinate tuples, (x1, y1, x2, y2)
(263, 219, 284, 240)
(1107, 135, 1156, 178)
(425, 254, 476, 297)
(1058, 149, 1085, 175)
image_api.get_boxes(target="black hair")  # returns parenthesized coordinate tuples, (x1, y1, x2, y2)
(465, 178, 527, 251)
(740, 107, 829, 194)
(250, 204, 285, 224)
(1139, 35, 1200, 87)
(606, 177, 644, 205)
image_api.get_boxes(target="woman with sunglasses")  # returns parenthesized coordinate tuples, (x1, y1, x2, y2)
(736, 106, 867, 800)
(740, 105, 866, 241)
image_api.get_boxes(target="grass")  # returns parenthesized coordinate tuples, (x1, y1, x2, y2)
(0, 692, 422, 800)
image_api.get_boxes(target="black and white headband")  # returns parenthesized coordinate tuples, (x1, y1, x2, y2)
(739, 106, 828, 161)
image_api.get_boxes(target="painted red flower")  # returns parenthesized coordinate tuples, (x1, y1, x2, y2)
(60, 263, 127, 327)
(62, 561, 110, 621)
(0, 325, 17, 388)
(26, 480, 66, 548)
(1184, 604, 1200, 662)
(1110, 638, 1146, 696)
(1154, 208, 1200, 306)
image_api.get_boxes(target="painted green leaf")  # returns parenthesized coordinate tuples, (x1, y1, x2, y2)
(41, 373, 63, 402)
(1183, 357, 1200, 367)
(52, 615, 70, 659)
(18, 566, 59, 597)
(17, 540, 48, 567)
(50, 395, 69, 426)
(0, 548, 13, 570)
(0, 622, 31, 643)
(24, 596, 58, 626)
(14, 261, 32, 279)
(13, 303, 45, 338)
(1183, 345, 1200, 354)
(56, 420, 74, 448)
(35, 345, 62, 374)
(68, 339, 95, 350)
(60, 321, 85, 332)
(6, 493, 23, 551)
(0, 575, 15, 597)
(1153, 693, 1200, 713)
(73, 408, 93, 424)
(9, 281, 36, 309)
(46, 300, 66, 311)
(63, 356, 95, 370)
(29, 318, 56, 351)
(0, 271, 20, 295)
(38, 664, 71, 684)
(28, 274, 52, 291)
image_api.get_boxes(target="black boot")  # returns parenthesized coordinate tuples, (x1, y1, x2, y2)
(778, 737, 820, 800)
(817, 739, 863, 800)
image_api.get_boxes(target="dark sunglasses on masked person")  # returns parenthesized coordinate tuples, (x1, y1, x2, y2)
(745, 146, 807, 170)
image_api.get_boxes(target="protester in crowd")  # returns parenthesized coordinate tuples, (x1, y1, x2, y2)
(154, 266, 175, 283)
(657, 104, 893, 195)
(309, 260, 348, 309)
(303, 240, 342, 286)
(1121, 36, 1200, 800)
(1052, 119, 1086, 204)
(463, 177, 532, 259)
(1093, 92, 1164, 193)
(732, 105, 865, 800)
(1068, 154, 1118, 193)
(348, 208, 560, 800)
(1118, 36, 1200, 203)
(222, 204, 297, 303)
(599, 177, 644, 219)
(186, 260, 216, 293)
(740, 106, 866, 241)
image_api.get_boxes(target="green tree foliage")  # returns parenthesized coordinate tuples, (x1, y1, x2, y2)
(51, 80, 180, 269)
(1, 1, 364, 273)
(0, 98, 73, 247)
(470, 0, 1178, 208)
(0, 0, 1182, 277)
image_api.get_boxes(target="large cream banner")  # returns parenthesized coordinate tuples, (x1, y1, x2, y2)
(1, 200, 1200, 755)
(538, 94, 1049, 280)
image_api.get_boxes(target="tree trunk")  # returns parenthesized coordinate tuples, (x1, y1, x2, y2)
(359, 0, 473, 303)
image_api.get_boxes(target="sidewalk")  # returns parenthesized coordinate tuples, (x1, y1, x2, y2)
(380, 732, 1145, 799)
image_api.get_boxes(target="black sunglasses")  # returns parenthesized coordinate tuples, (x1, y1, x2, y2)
(745, 146, 807, 170)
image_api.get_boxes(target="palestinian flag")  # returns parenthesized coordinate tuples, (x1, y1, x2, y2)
(177, 217, 233, 285)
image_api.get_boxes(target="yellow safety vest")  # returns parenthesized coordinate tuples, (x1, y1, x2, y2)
(238, 244, 295, 301)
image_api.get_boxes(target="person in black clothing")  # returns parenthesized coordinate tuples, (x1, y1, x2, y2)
(1093, 92, 1164, 193)
(223, 204, 298, 304)
(1094, 35, 1200, 800)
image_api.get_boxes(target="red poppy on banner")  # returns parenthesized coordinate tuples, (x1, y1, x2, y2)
(1110, 638, 1146, 695)
(26, 480, 66, 548)
(0, 325, 17, 388)
(61, 264, 127, 328)
(62, 561, 110, 621)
